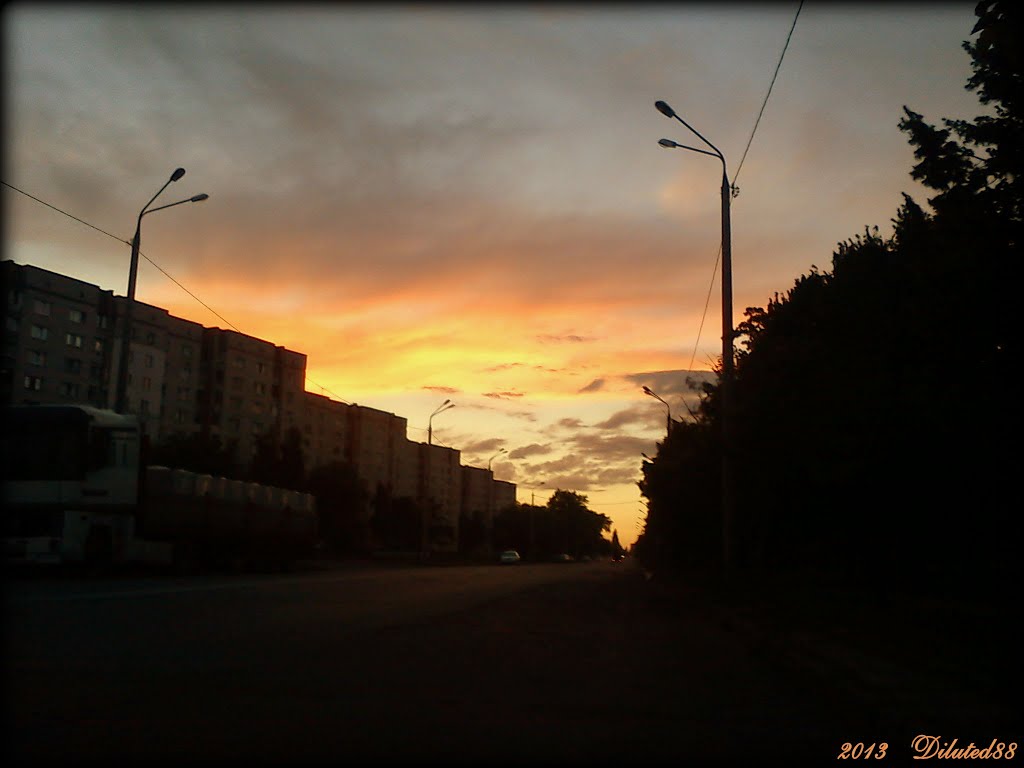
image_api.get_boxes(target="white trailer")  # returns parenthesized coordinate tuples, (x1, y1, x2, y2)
(2, 404, 317, 570)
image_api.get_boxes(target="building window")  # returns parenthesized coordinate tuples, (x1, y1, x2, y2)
(64, 358, 82, 374)
(233, 357, 246, 370)
(59, 382, 80, 398)
(146, 332, 155, 344)
(98, 314, 110, 329)
(24, 375, 43, 391)
(183, 345, 193, 359)
(94, 339, 104, 354)
(174, 409, 186, 424)
(28, 350, 46, 366)
(140, 399, 150, 415)
(142, 377, 152, 391)
(33, 300, 50, 316)
(144, 353, 154, 368)
(256, 362, 266, 374)
(65, 333, 83, 348)
(31, 325, 48, 341)
(254, 382, 266, 395)
(8, 290, 22, 308)
(231, 376, 242, 390)
(5, 316, 17, 332)
(69, 309, 85, 324)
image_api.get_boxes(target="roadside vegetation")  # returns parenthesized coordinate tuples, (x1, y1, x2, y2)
(634, 0, 1019, 602)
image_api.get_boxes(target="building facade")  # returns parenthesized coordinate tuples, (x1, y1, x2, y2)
(2, 260, 516, 549)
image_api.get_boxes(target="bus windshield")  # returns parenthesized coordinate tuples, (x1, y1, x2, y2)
(1, 407, 91, 482)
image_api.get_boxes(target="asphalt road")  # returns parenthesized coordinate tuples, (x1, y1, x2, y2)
(3, 560, 1016, 766)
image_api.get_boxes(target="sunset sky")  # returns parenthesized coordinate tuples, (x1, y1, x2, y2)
(3, 3, 983, 546)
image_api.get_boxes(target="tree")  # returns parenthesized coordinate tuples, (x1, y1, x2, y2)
(636, 2, 1020, 593)
(148, 431, 237, 479)
(248, 427, 306, 490)
(307, 461, 369, 555)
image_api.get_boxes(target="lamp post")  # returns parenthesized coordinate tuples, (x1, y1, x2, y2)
(642, 386, 672, 436)
(427, 399, 455, 445)
(655, 99, 735, 574)
(421, 399, 455, 560)
(487, 448, 507, 471)
(115, 168, 208, 414)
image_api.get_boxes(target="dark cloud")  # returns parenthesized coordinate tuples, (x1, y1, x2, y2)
(459, 437, 506, 455)
(423, 385, 460, 394)
(536, 334, 597, 344)
(592, 405, 663, 432)
(556, 418, 585, 429)
(508, 443, 553, 460)
(482, 391, 524, 400)
(578, 378, 605, 393)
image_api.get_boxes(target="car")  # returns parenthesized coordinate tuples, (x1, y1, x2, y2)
(612, 553, 624, 562)
(554, 553, 574, 563)
(499, 549, 521, 564)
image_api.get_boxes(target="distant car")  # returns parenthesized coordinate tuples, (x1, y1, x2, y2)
(499, 549, 521, 564)
(612, 553, 624, 562)
(554, 553, 574, 563)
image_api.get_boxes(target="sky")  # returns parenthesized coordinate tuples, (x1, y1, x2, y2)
(3, 2, 984, 547)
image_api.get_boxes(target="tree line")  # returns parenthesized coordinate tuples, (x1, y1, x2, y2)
(635, 1, 1019, 597)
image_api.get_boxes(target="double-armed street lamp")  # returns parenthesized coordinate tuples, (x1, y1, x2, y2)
(642, 386, 673, 436)
(487, 448, 507, 471)
(114, 168, 208, 414)
(654, 98, 736, 573)
(427, 399, 456, 445)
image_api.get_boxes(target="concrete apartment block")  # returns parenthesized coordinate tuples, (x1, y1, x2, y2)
(2, 260, 517, 546)
(393, 438, 421, 500)
(419, 442, 462, 552)
(1, 261, 117, 410)
(461, 465, 493, 523)
(300, 391, 350, 471)
(493, 479, 517, 514)
(199, 327, 309, 471)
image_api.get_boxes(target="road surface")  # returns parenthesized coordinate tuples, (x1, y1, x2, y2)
(3, 559, 1016, 765)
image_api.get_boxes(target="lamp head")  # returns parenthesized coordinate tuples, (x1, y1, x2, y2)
(654, 100, 676, 118)
(643, 386, 653, 395)
(190, 193, 209, 202)
(658, 138, 679, 149)
(170, 168, 186, 182)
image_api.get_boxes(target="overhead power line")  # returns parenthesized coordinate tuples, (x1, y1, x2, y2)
(686, 1, 803, 371)
(732, 0, 804, 186)
(2, 179, 351, 404)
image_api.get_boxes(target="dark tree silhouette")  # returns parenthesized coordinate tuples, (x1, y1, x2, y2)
(308, 461, 369, 555)
(637, 1, 1020, 596)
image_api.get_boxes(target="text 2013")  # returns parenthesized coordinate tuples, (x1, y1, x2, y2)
(838, 743, 888, 759)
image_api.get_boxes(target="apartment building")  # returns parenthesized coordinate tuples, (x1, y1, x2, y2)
(199, 327, 297, 467)
(349, 404, 408, 502)
(158, 310, 205, 440)
(300, 392, 350, 470)
(493, 480, 517, 513)
(2, 261, 117, 410)
(2, 260, 517, 549)
(420, 442, 462, 552)
(460, 465, 493, 522)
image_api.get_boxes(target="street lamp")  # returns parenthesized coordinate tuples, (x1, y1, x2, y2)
(115, 168, 208, 414)
(655, 98, 735, 573)
(427, 399, 455, 445)
(642, 386, 672, 436)
(487, 448, 507, 471)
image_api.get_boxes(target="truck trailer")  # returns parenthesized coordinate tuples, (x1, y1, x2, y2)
(1, 404, 317, 570)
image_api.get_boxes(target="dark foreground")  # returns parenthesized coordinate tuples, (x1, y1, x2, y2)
(3, 560, 1019, 766)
